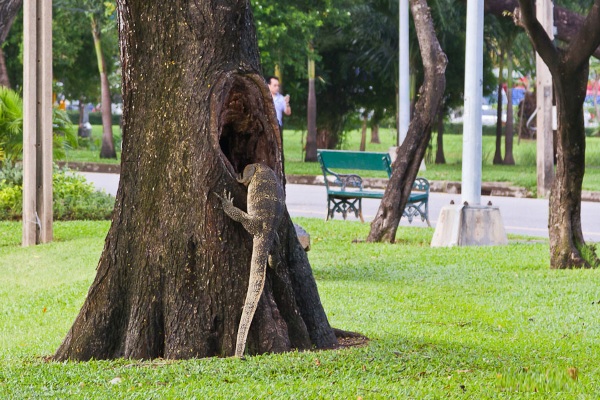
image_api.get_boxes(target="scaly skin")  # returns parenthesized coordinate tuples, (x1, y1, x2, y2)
(216, 164, 284, 358)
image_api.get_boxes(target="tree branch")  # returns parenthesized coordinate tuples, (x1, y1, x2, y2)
(565, 0, 600, 69)
(479, 0, 600, 60)
(516, 0, 559, 72)
(0, 0, 22, 43)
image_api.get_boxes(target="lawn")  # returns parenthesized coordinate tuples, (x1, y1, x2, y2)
(59, 124, 600, 194)
(1, 219, 599, 398)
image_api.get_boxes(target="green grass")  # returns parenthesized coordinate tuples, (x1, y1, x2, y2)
(1, 219, 599, 397)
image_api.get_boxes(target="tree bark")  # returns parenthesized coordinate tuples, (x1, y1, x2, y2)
(435, 110, 445, 164)
(0, 0, 22, 88)
(517, 0, 600, 269)
(54, 0, 337, 361)
(494, 49, 504, 165)
(91, 16, 117, 159)
(504, 48, 515, 165)
(367, 0, 447, 243)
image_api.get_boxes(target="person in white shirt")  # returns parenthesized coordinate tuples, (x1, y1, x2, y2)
(267, 76, 291, 136)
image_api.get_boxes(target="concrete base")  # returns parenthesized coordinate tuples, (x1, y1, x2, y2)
(430, 205, 508, 247)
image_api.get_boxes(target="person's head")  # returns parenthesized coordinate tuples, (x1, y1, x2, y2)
(267, 76, 280, 96)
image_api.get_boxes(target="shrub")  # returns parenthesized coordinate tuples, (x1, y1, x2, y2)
(0, 87, 78, 162)
(0, 164, 115, 221)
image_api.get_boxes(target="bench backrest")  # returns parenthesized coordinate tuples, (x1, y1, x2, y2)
(317, 150, 392, 177)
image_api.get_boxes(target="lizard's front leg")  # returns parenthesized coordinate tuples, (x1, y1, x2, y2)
(214, 190, 260, 235)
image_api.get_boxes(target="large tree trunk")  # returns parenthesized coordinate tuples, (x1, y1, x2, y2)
(504, 49, 515, 165)
(91, 16, 117, 159)
(367, 0, 447, 243)
(517, 0, 600, 269)
(0, 0, 22, 88)
(54, 0, 338, 361)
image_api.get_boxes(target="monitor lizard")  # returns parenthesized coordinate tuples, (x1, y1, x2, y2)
(215, 163, 285, 358)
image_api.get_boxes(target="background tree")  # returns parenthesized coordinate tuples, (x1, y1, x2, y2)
(516, 0, 600, 269)
(0, 0, 22, 88)
(484, 0, 600, 59)
(53, 6, 105, 135)
(252, 0, 341, 160)
(367, 0, 447, 243)
(54, 0, 118, 158)
(305, 45, 318, 161)
(54, 0, 339, 361)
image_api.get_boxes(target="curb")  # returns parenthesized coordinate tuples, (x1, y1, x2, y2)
(58, 161, 600, 202)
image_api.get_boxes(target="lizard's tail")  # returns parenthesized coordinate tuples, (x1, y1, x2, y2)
(235, 238, 269, 358)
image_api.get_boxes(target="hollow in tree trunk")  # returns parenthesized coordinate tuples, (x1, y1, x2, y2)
(367, 0, 447, 243)
(517, 0, 600, 268)
(54, 0, 338, 361)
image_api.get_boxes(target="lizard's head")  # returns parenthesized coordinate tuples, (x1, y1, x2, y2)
(237, 163, 259, 186)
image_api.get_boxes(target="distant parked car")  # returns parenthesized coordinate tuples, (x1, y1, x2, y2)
(449, 105, 506, 126)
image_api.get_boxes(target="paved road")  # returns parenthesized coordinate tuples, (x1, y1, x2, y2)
(82, 172, 600, 242)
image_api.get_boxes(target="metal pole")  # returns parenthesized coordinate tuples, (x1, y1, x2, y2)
(398, 0, 410, 145)
(536, 0, 555, 197)
(461, 0, 484, 205)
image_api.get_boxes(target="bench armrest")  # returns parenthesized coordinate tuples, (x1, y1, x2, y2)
(337, 174, 363, 191)
(412, 177, 430, 193)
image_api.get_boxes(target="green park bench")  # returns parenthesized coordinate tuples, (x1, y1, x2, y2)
(317, 149, 431, 225)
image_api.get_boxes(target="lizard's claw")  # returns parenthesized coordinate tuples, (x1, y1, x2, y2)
(223, 190, 234, 205)
(212, 190, 234, 208)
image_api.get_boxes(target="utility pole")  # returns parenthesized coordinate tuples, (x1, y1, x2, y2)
(536, 0, 555, 197)
(22, 0, 53, 246)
